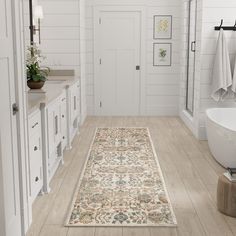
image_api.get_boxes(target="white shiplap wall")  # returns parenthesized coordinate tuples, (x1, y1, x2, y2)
(180, 0, 236, 140)
(38, 0, 80, 75)
(198, 0, 236, 139)
(85, 0, 181, 115)
(79, 0, 87, 121)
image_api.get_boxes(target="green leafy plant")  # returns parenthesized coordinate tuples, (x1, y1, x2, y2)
(26, 44, 50, 82)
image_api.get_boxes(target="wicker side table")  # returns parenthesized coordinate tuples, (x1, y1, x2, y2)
(217, 175, 236, 217)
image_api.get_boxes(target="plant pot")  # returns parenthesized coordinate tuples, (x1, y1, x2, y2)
(27, 80, 45, 90)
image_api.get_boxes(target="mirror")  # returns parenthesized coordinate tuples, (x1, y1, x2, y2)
(24, 0, 44, 46)
(23, 0, 80, 77)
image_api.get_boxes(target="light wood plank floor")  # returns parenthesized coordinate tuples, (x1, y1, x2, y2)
(26, 117, 236, 236)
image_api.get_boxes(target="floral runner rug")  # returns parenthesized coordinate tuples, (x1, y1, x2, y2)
(66, 128, 177, 227)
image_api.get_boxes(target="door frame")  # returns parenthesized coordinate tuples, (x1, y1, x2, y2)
(0, 0, 31, 235)
(94, 6, 146, 116)
(13, 0, 32, 233)
(186, 0, 197, 115)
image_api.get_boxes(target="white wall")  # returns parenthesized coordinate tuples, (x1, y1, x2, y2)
(85, 0, 181, 116)
(180, 0, 236, 140)
(37, 0, 80, 75)
(198, 0, 236, 139)
(79, 0, 87, 122)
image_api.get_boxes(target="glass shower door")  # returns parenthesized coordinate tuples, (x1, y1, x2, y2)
(186, 0, 197, 114)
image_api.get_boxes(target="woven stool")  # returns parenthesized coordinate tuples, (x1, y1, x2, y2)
(217, 175, 236, 217)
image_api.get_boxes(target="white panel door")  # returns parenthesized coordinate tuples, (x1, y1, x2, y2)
(0, 0, 22, 235)
(95, 11, 141, 116)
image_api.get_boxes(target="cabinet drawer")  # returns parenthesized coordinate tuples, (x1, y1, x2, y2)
(29, 133, 43, 200)
(70, 87, 79, 123)
(28, 110, 41, 136)
(60, 93, 66, 104)
(61, 94, 67, 125)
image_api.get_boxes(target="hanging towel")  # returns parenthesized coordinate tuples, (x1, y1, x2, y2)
(211, 28, 232, 102)
(232, 57, 236, 94)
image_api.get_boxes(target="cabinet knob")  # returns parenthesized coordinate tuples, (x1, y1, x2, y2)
(35, 176, 39, 182)
(32, 122, 39, 129)
(62, 114, 65, 118)
(34, 146, 38, 151)
(63, 136, 65, 140)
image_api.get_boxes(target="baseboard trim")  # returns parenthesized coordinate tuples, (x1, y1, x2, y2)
(179, 109, 198, 138)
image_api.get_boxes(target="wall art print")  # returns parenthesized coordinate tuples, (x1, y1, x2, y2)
(153, 15, 172, 39)
(153, 43, 172, 66)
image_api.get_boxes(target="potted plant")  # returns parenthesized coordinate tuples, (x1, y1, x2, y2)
(26, 44, 50, 89)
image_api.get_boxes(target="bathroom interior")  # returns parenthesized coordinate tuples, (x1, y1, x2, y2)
(1, 0, 236, 235)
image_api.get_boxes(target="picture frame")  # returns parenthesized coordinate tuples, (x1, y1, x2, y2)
(153, 43, 172, 66)
(153, 15, 172, 39)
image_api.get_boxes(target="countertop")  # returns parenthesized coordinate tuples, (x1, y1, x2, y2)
(28, 76, 80, 115)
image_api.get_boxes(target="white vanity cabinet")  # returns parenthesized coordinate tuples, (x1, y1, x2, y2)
(28, 79, 81, 194)
(67, 81, 81, 149)
(28, 109, 43, 202)
(41, 92, 65, 193)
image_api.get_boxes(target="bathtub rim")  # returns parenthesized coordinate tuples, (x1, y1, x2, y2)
(206, 108, 236, 133)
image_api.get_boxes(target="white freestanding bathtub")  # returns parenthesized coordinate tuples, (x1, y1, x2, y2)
(206, 108, 236, 168)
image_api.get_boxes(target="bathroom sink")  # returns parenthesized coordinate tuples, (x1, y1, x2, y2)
(28, 93, 46, 103)
(46, 80, 65, 84)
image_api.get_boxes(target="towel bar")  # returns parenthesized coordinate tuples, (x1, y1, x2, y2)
(215, 19, 236, 31)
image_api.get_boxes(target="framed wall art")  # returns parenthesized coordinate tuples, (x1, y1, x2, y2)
(153, 43, 172, 66)
(153, 15, 172, 39)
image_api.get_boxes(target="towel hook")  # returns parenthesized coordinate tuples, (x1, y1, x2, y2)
(219, 19, 224, 29)
(234, 20, 236, 31)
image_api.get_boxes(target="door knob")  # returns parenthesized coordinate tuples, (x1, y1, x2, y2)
(12, 103, 19, 115)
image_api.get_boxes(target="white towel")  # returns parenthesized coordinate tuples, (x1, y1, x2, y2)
(232, 57, 236, 94)
(211, 29, 232, 102)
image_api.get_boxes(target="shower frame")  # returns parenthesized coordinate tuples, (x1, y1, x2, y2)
(186, 0, 197, 115)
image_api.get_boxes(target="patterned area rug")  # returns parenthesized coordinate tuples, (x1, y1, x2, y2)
(66, 128, 177, 227)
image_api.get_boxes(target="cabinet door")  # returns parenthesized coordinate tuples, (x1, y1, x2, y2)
(54, 103, 61, 146)
(70, 87, 76, 124)
(76, 83, 81, 124)
(29, 133, 43, 200)
(47, 105, 56, 156)
(47, 100, 61, 156)
(70, 84, 79, 124)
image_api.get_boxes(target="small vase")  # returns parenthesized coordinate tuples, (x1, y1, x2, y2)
(27, 80, 45, 90)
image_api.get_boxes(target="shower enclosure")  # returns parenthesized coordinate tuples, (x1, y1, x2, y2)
(186, 0, 197, 114)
